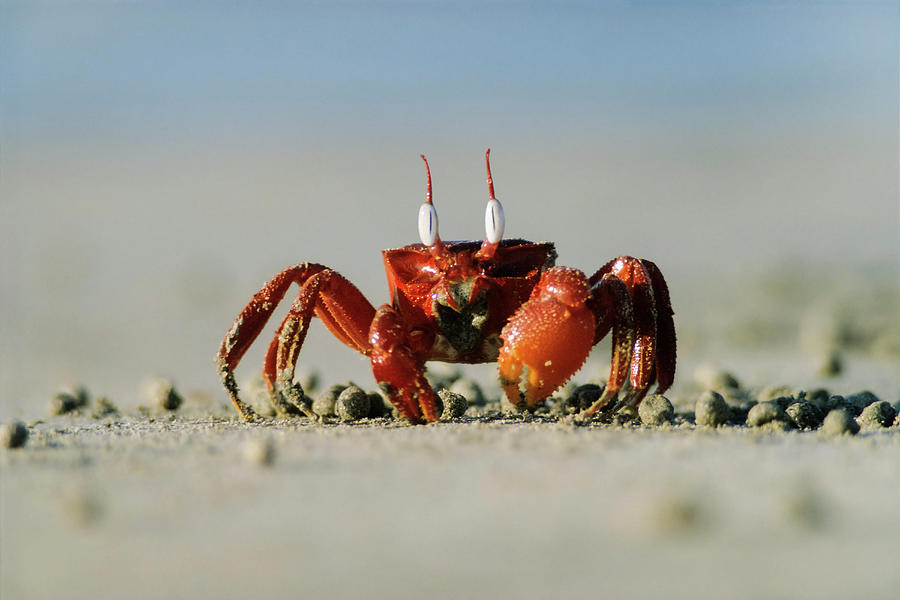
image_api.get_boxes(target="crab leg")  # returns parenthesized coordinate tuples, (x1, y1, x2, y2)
(265, 271, 377, 416)
(609, 258, 657, 410)
(497, 267, 596, 409)
(642, 260, 677, 393)
(584, 256, 676, 415)
(216, 263, 375, 420)
(580, 273, 636, 416)
(369, 305, 440, 423)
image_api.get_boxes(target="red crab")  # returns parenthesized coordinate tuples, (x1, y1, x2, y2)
(216, 150, 676, 423)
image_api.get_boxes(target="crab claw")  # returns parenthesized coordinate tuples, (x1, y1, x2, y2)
(497, 267, 595, 409)
(369, 304, 440, 423)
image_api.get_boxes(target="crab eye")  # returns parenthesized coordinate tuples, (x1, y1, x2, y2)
(484, 198, 504, 244)
(418, 202, 439, 246)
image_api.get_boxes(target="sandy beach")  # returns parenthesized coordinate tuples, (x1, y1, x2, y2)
(3, 330, 900, 600)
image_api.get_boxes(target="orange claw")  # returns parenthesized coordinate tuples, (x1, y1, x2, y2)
(498, 267, 596, 408)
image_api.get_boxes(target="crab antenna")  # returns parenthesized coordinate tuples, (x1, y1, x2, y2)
(485, 148, 496, 200)
(477, 148, 505, 260)
(421, 154, 433, 204)
(418, 154, 445, 252)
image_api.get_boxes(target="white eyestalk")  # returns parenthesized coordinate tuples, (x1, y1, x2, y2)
(418, 201, 439, 246)
(480, 148, 504, 253)
(484, 197, 504, 244)
(417, 154, 441, 247)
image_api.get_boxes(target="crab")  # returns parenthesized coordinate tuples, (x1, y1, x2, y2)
(216, 150, 676, 424)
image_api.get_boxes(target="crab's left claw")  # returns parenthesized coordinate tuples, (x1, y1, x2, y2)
(369, 304, 440, 423)
(497, 267, 595, 409)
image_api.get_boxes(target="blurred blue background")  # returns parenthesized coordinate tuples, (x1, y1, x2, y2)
(1, 1, 897, 415)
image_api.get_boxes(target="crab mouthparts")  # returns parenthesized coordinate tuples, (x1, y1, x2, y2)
(433, 282, 489, 355)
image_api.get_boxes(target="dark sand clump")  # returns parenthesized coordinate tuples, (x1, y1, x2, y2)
(436, 389, 469, 420)
(857, 401, 896, 429)
(141, 378, 184, 412)
(1, 421, 29, 448)
(335, 385, 370, 421)
(48, 386, 91, 416)
(785, 400, 823, 430)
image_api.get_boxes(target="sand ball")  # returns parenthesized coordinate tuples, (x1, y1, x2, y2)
(367, 392, 388, 418)
(141, 378, 183, 411)
(243, 438, 276, 467)
(313, 384, 346, 418)
(695, 390, 729, 428)
(336, 386, 370, 421)
(0, 421, 28, 449)
(49, 386, 90, 416)
(437, 389, 468, 420)
(638, 394, 674, 427)
(821, 409, 859, 437)
(857, 401, 896, 429)
(785, 401, 823, 430)
(746, 401, 787, 428)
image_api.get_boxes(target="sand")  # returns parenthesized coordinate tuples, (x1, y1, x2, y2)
(3, 375, 900, 600)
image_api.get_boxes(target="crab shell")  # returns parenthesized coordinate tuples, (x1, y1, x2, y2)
(382, 239, 556, 364)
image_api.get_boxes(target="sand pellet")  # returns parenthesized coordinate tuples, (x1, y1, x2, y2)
(437, 389, 468, 420)
(695, 390, 729, 428)
(638, 394, 674, 427)
(816, 350, 843, 377)
(747, 401, 787, 427)
(90, 397, 120, 419)
(367, 392, 388, 418)
(0, 422, 28, 449)
(785, 401, 823, 430)
(336, 386, 370, 421)
(49, 387, 90, 416)
(569, 384, 604, 412)
(243, 438, 276, 467)
(313, 384, 346, 417)
(857, 401, 896, 429)
(821, 409, 860, 437)
(142, 378, 183, 411)
(693, 366, 740, 391)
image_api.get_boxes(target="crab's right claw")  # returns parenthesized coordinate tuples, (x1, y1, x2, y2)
(497, 267, 596, 410)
